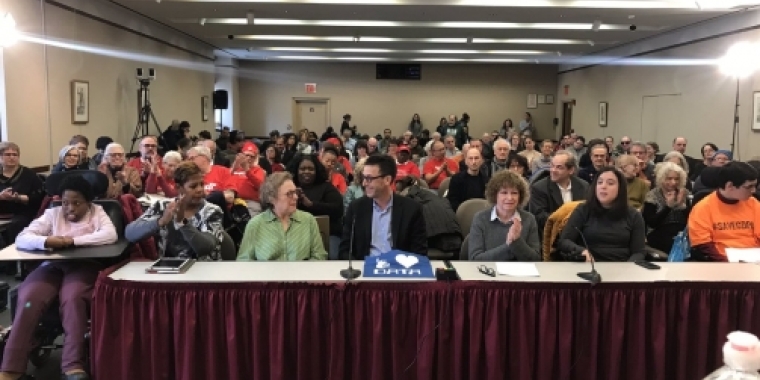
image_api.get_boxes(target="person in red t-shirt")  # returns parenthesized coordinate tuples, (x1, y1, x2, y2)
(321, 146, 347, 195)
(127, 135, 163, 182)
(186, 145, 230, 195)
(226, 143, 266, 216)
(396, 145, 420, 182)
(423, 141, 458, 189)
(326, 137, 353, 175)
(144, 150, 181, 197)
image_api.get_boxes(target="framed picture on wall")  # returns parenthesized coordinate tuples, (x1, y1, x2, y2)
(71, 80, 89, 124)
(537, 95, 546, 104)
(546, 95, 555, 104)
(527, 94, 538, 109)
(599, 102, 608, 127)
(752, 92, 760, 131)
(201, 95, 211, 122)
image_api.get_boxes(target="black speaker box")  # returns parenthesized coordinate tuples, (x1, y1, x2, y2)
(213, 90, 229, 110)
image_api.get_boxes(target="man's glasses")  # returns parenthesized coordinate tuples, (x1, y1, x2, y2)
(141, 144, 157, 148)
(621, 141, 631, 145)
(362, 175, 385, 183)
(478, 265, 495, 277)
(107, 153, 125, 158)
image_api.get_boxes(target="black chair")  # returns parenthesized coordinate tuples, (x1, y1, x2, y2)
(6, 199, 126, 370)
(44, 170, 109, 198)
(219, 230, 237, 261)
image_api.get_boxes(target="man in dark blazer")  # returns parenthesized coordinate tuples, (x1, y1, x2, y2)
(339, 155, 427, 259)
(528, 151, 588, 235)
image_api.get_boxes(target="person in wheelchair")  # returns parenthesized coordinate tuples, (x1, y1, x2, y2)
(1, 175, 118, 380)
(125, 161, 225, 261)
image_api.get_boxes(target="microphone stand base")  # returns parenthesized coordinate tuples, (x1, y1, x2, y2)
(577, 271, 601, 285)
(340, 268, 362, 280)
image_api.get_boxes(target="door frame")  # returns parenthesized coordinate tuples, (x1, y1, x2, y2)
(292, 97, 331, 133)
(561, 100, 574, 137)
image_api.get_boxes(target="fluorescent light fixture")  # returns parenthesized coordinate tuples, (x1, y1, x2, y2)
(719, 41, 760, 78)
(259, 47, 550, 55)
(235, 35, 470, 43)
(270, 55, 389, 61)
(182, 18, 654, 30)
(0, 13, 17, 47)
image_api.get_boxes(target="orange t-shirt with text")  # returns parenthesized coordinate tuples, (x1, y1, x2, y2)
(688, 192, 760, 257)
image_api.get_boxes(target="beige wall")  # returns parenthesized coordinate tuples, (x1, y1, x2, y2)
(238, 62, 559, 139)
(3, 0, 215, 168)
(557, 29, 760, 160)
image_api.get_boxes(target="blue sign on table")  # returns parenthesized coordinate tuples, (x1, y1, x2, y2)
(363, 250, 435, 278)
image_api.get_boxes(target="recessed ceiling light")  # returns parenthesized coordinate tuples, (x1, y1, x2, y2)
(259, 47, 551, 55)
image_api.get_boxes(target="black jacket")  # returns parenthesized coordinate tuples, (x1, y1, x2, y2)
(339, 195, 427, 259)
(528, 176, 588, 234)
(298, 182, 343, 236)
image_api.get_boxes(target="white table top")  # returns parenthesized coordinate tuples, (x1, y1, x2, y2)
(107, 261, 760, 284)
(0, 241, 130, 261)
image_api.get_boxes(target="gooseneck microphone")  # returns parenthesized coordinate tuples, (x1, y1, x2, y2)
(340, 216, 361, 280)
(575, 227, 601, 285)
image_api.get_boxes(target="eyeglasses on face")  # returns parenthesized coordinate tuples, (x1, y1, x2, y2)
(2, 152, 19, 157)
(141, 144, 157, 148)
(107, 153, 125, 158)
(362, 174, 386, 183)
(621, 141, 631, 145)
(65, 153, 79, 158)
(281, 190, 299, 198)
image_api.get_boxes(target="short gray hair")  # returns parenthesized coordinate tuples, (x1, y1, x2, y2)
(662, 151, 690, 173)
(104, 143, 124, 155)
(0, 142, 20, 155)
(261, 172, 293, 209)
(655, 161, 687, 190)
(58, 145, 80, 164)
(187, 146, 212, 160)
(163, 150, 183, 163)
(630, 141, 647, 152)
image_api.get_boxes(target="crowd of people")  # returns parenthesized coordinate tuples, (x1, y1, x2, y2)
(0, 112, 758, 379)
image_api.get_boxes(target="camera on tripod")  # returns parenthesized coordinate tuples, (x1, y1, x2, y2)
(136, 68, 156, 81)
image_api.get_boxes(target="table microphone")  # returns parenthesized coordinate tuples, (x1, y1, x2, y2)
(574, 227, 601, 285)
(340, 216, 361, 280)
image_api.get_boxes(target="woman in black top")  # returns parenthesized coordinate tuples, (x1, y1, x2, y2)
(0, 142, 44, 243)
(288, 154, 343, 257)
(642, 162, 691, 253)
(557, 167, 646, 262)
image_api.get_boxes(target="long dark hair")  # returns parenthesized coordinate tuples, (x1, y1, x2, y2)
(587, 166, 629, 220)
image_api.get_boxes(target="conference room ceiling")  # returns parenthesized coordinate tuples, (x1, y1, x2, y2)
(110, 0, 759, 63)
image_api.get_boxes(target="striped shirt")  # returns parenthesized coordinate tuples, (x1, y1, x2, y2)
(237, 209, 327, 261)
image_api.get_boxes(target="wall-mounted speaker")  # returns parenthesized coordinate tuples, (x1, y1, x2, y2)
(213, 90, 228, 110)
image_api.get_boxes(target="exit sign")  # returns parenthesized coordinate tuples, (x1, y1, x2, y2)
(305, 83, 317, 94)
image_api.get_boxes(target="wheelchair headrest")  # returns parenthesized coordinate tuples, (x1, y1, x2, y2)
(45, 170, 109, 198)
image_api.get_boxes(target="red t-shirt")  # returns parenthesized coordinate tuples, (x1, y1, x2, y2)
(226, 166, 265, 202)
(423, 157, 458, 189)
(203, 165, 231, 194)
(330, 172, 347, 195)
(396, 161, 421, 181)
(127, 157, 162, 179)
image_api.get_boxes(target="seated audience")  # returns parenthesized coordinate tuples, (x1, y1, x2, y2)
(386, 139, 399, 160)
(530, 139, 554, 175)
(529, 151, 588, 234)
(447, 148, 488, 212)
(423, 141, 459, 189)
(689, 162, 760, 261)
(661, 150, 692, 191)
(646, 142, 659, 165)
(629, 142, 655, 186)
(177, 137, 193, 158)
(339, 155, 427, 258)
(490, 139, 514, 174)
(126, 161, 224, 260)
(98, 143, 142, 199)
(444, 135, 461, 158)
(264, 144, 285, 173)
(617, 154, 648, 209)
(69, 135, 97, 170)
(518, 136, 541, 169)
(287, 154, 343, 259)
(690, 143, 718, 181)
(186, 146, 230, 195)
(353, 140, 369, 165)
(0, 142, 45, 244)
(643, 162, 692, 253)
(469, 170, 541, 261)
(579, 143, 609, 184)
(127, 136, 162, 182)
(508, 133, 523, 154)
(557, 167, 647, 262)
(3, 175, 117, 380)
(567, 136, 587, 161)
(409, 136, 426, 159)
(237, 172, 327, 261)
(227, 143, 266, 217)
(343, 159, 366, 214)
(52, 145, 87, 173)
(693, 149, 732, 193)
(90, 136, 113, 168)
(507, 154, 530, 180)
(145, 150, 181, 197)
(198, 139, 231, 168)
(395, 145, 420, 182)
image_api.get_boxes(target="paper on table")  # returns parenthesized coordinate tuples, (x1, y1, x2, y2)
(495, 263, 540, 277)
(725, 248, 760, 263)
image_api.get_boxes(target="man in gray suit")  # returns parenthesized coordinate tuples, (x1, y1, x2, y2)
(529, 151, 589, 235)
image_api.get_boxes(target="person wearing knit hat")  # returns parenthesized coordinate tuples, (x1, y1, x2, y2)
(712, 150, 733, 166)
(227, 142, 266, 217)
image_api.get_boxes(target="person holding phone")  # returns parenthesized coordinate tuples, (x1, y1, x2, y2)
(126, 161, 225, 261)
(2, 175, 117, 380)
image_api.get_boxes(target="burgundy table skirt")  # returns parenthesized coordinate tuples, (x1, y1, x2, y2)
(90, 276, 760, 380)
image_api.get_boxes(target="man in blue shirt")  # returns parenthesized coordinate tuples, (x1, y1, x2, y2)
(339, 155, 427, 259)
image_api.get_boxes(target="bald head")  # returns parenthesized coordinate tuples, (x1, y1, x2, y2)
(431, 140, 445, 158)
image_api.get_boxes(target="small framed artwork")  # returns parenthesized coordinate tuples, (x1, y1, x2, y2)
(201, 95, 211, 121)
(537, 95, 546, 104)
(527, 94, 537, 109)
(546, 94, 555, 104)
(71, 80, 89, 124)
(599, 102, 609, 127)
(753, 92, 760, 130)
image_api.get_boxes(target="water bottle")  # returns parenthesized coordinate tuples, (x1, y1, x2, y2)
(704, 331, 760, 380)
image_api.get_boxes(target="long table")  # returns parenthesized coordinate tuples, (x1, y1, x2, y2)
(91, 261, 760, 380)
(0, 241, 130, 261)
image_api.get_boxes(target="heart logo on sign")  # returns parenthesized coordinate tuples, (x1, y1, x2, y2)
(395, 254, 419, 269)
